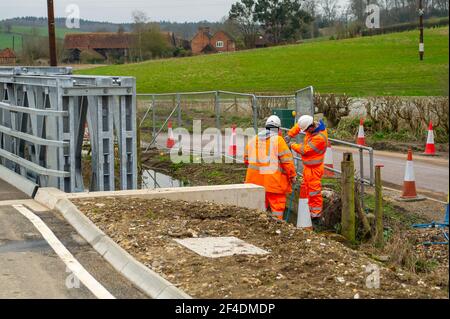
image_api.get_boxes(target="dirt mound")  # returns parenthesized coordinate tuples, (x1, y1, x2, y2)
(73, 197, 447, 299)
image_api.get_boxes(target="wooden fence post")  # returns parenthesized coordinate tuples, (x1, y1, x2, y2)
(341, 152, 356, 242)
(375, 165, 384, 247)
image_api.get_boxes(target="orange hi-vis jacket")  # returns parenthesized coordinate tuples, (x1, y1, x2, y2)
(244, 130, 297, 194)
(288, 120, 328, 167)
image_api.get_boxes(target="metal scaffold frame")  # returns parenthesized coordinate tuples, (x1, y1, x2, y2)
(0, 66, 137, 193)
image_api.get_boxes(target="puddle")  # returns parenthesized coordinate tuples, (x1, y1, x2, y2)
(141, 169, 186, 189)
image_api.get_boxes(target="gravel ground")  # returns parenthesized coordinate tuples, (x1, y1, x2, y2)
(73, 197, 448, 299)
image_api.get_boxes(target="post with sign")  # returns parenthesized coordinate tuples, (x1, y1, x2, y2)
(419, 0, 424, 61)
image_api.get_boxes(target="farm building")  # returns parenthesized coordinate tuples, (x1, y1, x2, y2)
(191, 27, 236, 55)
(0, 48, 17, 65)
(64, 32, 182, 63)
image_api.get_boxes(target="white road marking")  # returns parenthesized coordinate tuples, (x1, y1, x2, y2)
(12, 204, 115, 299)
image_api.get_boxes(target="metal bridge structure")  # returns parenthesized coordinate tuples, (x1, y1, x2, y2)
(0, 66, 137, 195)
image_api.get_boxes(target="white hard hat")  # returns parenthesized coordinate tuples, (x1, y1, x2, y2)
(266, 115, 281, 128)
(298, 115, 314, 132)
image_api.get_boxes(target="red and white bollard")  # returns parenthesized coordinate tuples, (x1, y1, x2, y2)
(356, 118, 366, 146)
(398, 148, 425, 201)
(228, 124, 237, 157)
(297, 186, 313, 230)
(423, 121, 436, 156)
(166, 121, 175, 149)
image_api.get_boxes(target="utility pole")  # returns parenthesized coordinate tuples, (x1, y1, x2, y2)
(418, 0, 424, 60)
(47, 0, 58, 66)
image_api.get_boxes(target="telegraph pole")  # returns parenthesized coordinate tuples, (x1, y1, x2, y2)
(418, 0, 424, 60)
(47, 0, 58, 66)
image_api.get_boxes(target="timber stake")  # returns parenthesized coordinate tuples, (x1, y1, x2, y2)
(341, 152, 356, 242)
(375, 165, 384, 247)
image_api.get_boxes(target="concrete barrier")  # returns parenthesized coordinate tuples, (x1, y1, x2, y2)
(0, 165, 38, 198)
(40, 184, 266, 211)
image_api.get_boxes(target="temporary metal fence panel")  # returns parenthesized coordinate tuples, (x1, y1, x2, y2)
(137, 87, 374, 191)
(0, 66, 137, 193)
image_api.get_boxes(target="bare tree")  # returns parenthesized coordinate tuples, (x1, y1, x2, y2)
(132, 10, 148, 61)
(319, 0, 340, 26)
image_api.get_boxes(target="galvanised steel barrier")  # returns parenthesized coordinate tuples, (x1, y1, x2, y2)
(0, 66, 137, 193)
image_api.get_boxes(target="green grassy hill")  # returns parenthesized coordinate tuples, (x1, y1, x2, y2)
(0, 25, 81, 52)
(78, 27, 449, 96)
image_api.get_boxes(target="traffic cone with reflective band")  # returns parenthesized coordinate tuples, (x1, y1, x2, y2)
(228, 124, 237, 156)
(324, 141, 335, 177)
(423, 121, 436, 156)
(83, 123, 90, 141)
(297, 186, 313, 230)
(398, 148, 425, 201)
(166, 121, 175, 149)
(356, 118, 366, 146)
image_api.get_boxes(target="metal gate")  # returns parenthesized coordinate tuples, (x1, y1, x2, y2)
(0, 66, 137, 193)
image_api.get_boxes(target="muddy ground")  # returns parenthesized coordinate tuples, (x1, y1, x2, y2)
(141, 149, 247, 187)
(73, 197, 448, 299)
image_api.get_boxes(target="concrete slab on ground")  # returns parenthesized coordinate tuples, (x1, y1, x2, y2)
(174, 237, 269, 258)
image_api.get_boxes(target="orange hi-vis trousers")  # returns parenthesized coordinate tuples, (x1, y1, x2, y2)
(265, 192, 287, 220)
(302, 164, 325, 218)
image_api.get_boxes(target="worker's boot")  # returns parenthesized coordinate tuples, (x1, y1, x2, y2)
(311, 216, 323, 230)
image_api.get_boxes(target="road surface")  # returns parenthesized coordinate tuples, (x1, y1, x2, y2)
(0, 178, 148, 299)
(332, 146, 449, 199)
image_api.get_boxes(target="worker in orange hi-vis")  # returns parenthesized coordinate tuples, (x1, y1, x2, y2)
(286, 115, 328, 220)
(244, 115, 297, 220)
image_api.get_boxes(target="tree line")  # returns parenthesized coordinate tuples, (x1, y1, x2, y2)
(227, 0, 449, 48)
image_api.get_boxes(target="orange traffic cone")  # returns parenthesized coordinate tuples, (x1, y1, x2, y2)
(297, 186, 313, 230)
(324, 141, 335, 177)
(423, 121, 436, 156)
(166, 121, 175, 149)
(83, 123, 90, 141)
(398, 148, 425, 201)
(228, 124, 237, 156)
(356, 118, 366, 146)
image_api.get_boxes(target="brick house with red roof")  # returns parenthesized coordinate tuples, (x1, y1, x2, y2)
(191, 27, 236, 55)
(0, 48, 17, 65)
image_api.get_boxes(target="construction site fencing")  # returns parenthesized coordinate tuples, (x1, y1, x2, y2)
(0, 66, 138, 193)
(137, 87, 374, 196)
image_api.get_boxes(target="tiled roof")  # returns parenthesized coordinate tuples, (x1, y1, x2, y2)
(0, 48, 16, 58)
(64, 32, 136, 50)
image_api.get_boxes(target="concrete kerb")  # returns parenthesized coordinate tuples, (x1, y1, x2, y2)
(34, 188, 192, 299)
(34, 184, 265, 299)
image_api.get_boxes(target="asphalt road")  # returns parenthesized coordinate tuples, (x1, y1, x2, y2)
(0, 178, 148, 299)
(332, 146, 449, 199)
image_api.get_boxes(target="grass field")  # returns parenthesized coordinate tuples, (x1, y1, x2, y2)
(0, 25, 81, 51)
(78, 27, 449, 96)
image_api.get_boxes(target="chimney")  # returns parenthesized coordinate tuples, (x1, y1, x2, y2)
(199, 26, 210, 35)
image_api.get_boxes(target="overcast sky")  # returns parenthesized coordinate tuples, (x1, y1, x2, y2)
(1, 0, 350, 23)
